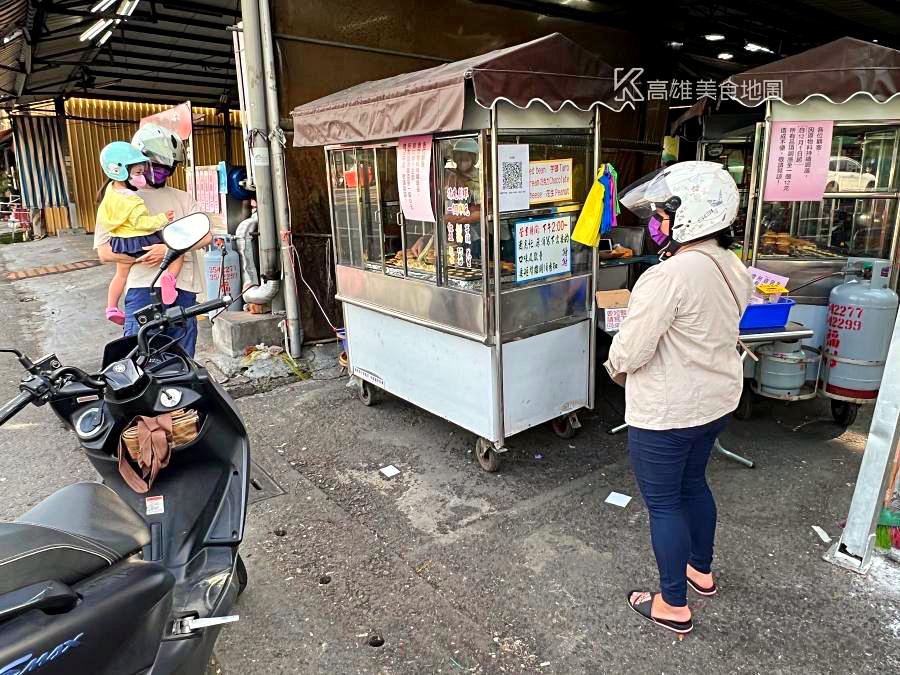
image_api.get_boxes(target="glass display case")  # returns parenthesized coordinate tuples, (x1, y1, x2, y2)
(323, 105, 602, 470)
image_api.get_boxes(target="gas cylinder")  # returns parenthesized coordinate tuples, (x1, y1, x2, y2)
(204, 234, 242, 317)
(822, 259, 898, 400)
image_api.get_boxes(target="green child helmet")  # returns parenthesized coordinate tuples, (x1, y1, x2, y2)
(99, 141, 148, 181)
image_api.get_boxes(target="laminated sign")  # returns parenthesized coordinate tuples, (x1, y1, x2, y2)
(530, 159, 572, 204)
(763, 121, 833, 202)
(515, 216, 571, 283)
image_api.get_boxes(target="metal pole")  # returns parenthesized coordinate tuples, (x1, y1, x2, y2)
(258, 0, 304, 354)
(742, 122, 764, 263)
(825, 306, 900, 574)
(588, 106, 601, 409)
(490, 108, 505, 446)
(751, 101, 773, 268)
(239, 0, 278, 279)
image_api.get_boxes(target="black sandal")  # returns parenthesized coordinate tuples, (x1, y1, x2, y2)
(687, 577, 717, 596)
(626, 590, 693, 635)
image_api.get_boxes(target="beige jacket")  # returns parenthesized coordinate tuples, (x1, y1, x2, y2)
(605, 239, 754, 430)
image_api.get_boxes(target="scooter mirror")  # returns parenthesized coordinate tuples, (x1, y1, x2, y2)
(162, 213, 212, 253)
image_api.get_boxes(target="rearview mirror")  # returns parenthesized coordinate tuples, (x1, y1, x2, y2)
(162, 213, 211, 253)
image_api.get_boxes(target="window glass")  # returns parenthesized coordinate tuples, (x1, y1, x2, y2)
(439, 137, 484, 292)
(758, 198, 896, 259)
(827, 127, 899, 192)
(329, 150, 363, 268)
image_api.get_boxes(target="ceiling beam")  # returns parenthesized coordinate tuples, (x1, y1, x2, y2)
(91, 61, 234, 80)
(109, 35, 233, 58)
(89, 69, 232, 89)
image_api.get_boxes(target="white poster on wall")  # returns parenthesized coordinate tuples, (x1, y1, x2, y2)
(498, 144, 529, 212)
(397, 135, 436, 222)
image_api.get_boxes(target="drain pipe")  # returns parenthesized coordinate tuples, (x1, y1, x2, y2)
(258, 0, 304, 355)
(234, 213, 280, 305)
(239, 0, 278, 280)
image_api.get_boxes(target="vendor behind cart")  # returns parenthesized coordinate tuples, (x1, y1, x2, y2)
(410, 138, 484, 259)
(604, 161, 753, 635)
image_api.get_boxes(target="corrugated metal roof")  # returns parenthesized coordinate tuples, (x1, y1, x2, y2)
(3, 0, 239, 109)
(0, 0, 28, 101)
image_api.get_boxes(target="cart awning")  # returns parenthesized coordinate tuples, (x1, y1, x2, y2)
(727, 37, 900, 107)
(291, 33, 622, 147)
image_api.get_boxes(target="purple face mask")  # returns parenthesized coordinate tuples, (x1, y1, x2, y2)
(148, 165, 174, 186)
(648, 215, 669, 245)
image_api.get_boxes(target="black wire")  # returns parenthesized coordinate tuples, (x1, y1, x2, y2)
(788, 271, 846, 294)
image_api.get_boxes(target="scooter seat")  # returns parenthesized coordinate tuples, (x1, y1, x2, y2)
(0, 482, 150, 596)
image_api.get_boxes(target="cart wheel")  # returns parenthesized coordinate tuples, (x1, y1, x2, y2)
(358, 380, 377, 406)
(551, 414, 578, 439)
(733, 382, 754, 421)
(831, 400, 859, 428)
(475, 437, 502, 473)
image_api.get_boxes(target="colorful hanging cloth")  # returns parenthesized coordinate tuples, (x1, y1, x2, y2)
(572, 163, 619, 247)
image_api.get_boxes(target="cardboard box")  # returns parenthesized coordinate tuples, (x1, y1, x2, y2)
(596, 289, 631, 332)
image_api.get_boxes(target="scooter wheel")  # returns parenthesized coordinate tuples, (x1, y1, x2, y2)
(236, 555, 248, 596)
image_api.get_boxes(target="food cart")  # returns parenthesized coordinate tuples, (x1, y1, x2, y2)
(728, 37, 900, 424)
(291, 34, 626, 471)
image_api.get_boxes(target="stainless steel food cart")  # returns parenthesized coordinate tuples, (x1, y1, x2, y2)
(732, 38, 900, 317)
(291, 34, 626, 470)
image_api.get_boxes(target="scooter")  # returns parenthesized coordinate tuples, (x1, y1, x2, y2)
(0, 213, 249, 674)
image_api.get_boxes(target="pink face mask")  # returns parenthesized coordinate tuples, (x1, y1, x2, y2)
(648, 215, 668, 245)
(129, 173, 147, 189)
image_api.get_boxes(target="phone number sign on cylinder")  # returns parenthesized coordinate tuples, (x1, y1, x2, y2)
(515, 216, 571, 283)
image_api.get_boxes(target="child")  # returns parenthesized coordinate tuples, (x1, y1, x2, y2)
(97, 141, 178, 324)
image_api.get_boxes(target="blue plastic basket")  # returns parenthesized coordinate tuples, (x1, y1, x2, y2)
(739, 297, 795, 330)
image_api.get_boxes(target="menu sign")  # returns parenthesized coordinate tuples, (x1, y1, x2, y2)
(530, 158, 573, 204)
(763, 121, 833, 202)
(186, 165, 222, 215)
(515, 216, 571, 283)
(397, 135, 435, 222)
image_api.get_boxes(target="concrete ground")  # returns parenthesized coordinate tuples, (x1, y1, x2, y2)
(1, 235, 898, 674)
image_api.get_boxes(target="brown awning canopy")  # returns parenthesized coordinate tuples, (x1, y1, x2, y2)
(291, 33, 622, 147)
(728, 37, 900, 107)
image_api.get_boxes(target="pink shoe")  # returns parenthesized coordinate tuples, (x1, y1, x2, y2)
(106, 307, 125, 325)
(160, 272, 178, 305)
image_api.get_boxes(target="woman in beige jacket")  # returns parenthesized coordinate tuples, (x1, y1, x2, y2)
(605, 162, 754, 635)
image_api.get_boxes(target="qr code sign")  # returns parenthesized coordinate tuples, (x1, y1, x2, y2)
(502, 161, 523, 190)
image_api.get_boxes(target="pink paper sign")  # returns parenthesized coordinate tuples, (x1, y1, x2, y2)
(397, 135, 435, 223)
(763, 121, 833, 202)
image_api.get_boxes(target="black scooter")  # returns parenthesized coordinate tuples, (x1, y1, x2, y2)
(0, 214, 249, 674)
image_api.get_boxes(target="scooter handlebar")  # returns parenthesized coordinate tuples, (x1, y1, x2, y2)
(0, 390, 35, 426)
(136, 296, 231, 354)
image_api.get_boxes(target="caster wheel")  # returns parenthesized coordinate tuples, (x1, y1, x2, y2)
(831, 400, 859, 428)
(358, 380, 377, 406)
(733, 382, 754, 421)
(236, 555, 248, 596)
(475, 437, 502, 472)
(551, 414, 578, 439)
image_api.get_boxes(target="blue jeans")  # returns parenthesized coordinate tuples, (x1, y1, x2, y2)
(123, 287, 198, 357)
(628, 415, 729, 607)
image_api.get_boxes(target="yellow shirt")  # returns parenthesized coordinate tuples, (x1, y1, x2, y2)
(97, 186, 168, 238)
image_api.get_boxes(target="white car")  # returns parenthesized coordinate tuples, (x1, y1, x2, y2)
(827, 156, 877, 192)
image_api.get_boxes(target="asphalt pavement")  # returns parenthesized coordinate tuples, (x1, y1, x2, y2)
(1, 234, 898, 674)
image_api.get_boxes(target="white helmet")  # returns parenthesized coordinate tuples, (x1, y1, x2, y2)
(132, 123, 185, 167)
(619, 161, 739, 245)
